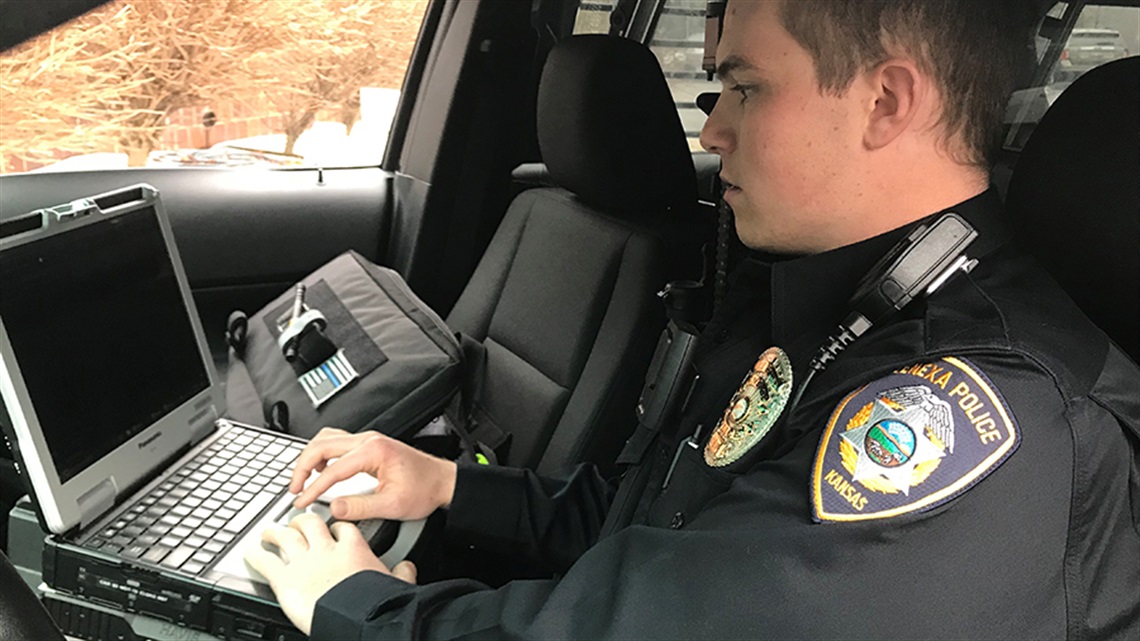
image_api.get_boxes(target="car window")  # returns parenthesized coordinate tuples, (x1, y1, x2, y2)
(1003, 1, 1137, 151)
(647, 0, 712, 151)
(573, 2, 615, 35)
(0, 0, 428, 174)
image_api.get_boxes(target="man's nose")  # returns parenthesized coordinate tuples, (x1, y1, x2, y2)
(697, 92, 733, 155)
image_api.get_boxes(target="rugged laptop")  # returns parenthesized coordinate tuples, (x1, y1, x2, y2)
(0, 184, 420, 638)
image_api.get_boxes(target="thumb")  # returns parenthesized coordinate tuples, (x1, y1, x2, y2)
(331, 494, 385, 520)
(390, 560, 417, 584)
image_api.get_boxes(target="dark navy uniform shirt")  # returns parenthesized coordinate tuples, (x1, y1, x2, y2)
(313, 190, 1140, 640)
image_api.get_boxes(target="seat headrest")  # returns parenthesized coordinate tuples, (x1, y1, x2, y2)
(537, 35, 698, 218)
(1006, 56, 1140, 360)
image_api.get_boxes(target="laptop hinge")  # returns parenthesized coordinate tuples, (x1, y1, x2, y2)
(188, 399, 217, 444)
(77, 478, 117, 530)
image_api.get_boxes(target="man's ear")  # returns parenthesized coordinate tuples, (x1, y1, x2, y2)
(863, 58, 925, 151)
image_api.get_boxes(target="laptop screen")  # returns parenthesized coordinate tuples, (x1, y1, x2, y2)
(0, 205, 210, 484)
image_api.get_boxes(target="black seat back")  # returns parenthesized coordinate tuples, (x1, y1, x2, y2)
(0, 550, 65, 641)
(447, 35, 705, 474)
(1005, 56, 1140, 361)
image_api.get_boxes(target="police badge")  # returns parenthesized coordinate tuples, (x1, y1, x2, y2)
(812, 357, 1019, 522)
(705, 347, 793, 467)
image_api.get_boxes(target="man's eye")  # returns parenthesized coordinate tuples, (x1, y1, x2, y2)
(731, 84, 757, 103)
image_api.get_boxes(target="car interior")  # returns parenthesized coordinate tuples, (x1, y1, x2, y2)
(0, 0, 1137, 638)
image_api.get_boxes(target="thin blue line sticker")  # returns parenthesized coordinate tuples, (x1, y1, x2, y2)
(321, 363, 341, 387)
(297, 349, 359, 407)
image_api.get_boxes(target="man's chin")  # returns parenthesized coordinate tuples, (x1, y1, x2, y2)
(734, 223, 813, 258)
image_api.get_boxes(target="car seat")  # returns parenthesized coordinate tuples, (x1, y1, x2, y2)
(0, 550, 65, 641)
(445, 34, 707, 474)
(1005, 56, 1139, 361)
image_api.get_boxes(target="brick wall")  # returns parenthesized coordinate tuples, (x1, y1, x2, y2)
(162, 102, 288, 151)
(3, 101, 293, 173)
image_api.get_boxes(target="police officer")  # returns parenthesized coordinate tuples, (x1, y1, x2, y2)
(246, 1, 1140, 638)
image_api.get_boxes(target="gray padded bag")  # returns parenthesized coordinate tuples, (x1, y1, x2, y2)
(227, 251, 462, 440)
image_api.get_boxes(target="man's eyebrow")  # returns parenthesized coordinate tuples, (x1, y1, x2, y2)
(715, 55, 757, 80)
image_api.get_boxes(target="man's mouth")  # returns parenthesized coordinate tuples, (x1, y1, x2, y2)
(721, 176, 741, 195)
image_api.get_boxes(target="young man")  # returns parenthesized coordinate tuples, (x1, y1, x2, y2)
(247, 1, 1140, 638)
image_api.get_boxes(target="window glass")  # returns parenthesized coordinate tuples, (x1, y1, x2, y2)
(574, 2, 615, 35)
(647, 0, 713, 152)
(1004, 2, 1137, 150)
(0, 0, 428, 174)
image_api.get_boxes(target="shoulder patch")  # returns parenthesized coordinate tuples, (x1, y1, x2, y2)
(811, 356, 1019, 522)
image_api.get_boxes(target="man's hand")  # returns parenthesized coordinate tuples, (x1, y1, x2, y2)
(290, 427, 458, 521)
(244, 513, 417, 635)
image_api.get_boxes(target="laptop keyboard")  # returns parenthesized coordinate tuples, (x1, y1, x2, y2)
(84, 428, 303, 576)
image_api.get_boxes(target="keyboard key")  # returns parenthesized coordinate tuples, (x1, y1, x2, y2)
(170, 505, 193, 518)
(233, 490, 255, 503)
(110, 534, 134, 548)
(160, 535, 183, 549)
(215, 530, 236, 544)
(142, 545, 173, 564)
(202, 540, 227, 555)
(184, 535, 207, 549)
(182, 517, 204, 530)
(161, 545, 196, 569)
(192, 550, 215, 564)
(197, 527, 219, 540)
(169, 526, 193, 539)
(201, 499, 223, 511)
(222, 493, 275, 534)
(181, 561, 206, 576)
(122, 545, 148, 560)
(136, 533, 161, 546)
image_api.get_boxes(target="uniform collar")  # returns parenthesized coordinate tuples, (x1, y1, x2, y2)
(742, 188, 1008, 357)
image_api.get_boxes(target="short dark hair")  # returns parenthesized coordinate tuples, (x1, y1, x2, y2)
(779, 0, 1036, 169)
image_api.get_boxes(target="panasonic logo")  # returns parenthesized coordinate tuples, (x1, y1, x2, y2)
(138, 432, 163, 449)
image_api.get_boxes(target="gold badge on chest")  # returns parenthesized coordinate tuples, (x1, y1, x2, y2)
(704, 347, 794, 468)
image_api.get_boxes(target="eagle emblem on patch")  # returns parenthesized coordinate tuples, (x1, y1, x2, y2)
(812, 356, 1019, 522)
(705, 346, 793, 467)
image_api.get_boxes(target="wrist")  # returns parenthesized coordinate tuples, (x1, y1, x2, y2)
(437, 459, 458, 509)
